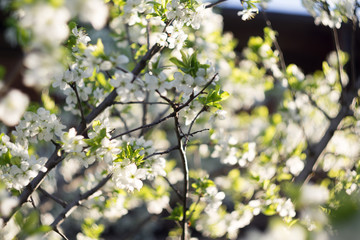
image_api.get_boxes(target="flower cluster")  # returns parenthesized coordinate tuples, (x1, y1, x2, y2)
(302, 0, 357, 29)
(201, 186, 225, 213)
(158, 20, 189, 50)
(61, 128, 93, 168)
(110, 160, 147, 192)
(0, 89, 29, 126)
(0, 134, 47, 190)
(13, 108, 65, 144)
(0, 182, 18, 220)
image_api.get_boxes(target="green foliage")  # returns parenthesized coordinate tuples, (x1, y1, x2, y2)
(84, 123, 108, 154)
(113, 142, 145, 166)
(198, 85, 229, 109)
(170, 51, 210, 77)
(328, 191, 360, 225)
(91, 39, 105, 58)
(81, 218, 105, 239)
(166, 203, 183, 222)
(0, 65, 6, 80)
(192, 177, 215, 196)
(41, 91, 58, 114)
(14, 211, 51, 237)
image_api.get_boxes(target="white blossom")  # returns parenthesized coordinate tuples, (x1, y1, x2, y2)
(0, 89, 29, 126)
(111, 162, 147, 192)
(146, 195, 169, 214)
(276, 198, 296, 219)
(300, 184, 329, 205)
(237, 8, 259, 21)
(201, 186, 225, 213)
(286, 156, 304, 176)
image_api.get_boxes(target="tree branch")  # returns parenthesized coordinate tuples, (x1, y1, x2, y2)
(205, 0, 227, 8)
(69, 82, 86, 131)
(50, 174, 112, 229)
(294, 89, 357, 184)
(173, 111, 189, 240)
(112, 74, 218, 139)
(184, 106, 207, 147)
(1, 41, 165, 226)
(38, 187, 68, 208)
(163, 176, 184, 202)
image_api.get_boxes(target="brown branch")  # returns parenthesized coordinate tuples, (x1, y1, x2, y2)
(173, 111, 189, 240)
(205, 0, 227, 8)
(53, 227, 70, 240)
(294, 89, 357, 184)
(113, 101, 168, 105)
(301, 90, 332, 120)
(38, 187, 68, 208)
(144, 145, 179, 160)
(349, 9, 358, 89)
(184, 106, 207, 147)
(262, 11, 286, 73)
(1, 149, 65, 225)
(112, 74, 218, 139)
(182, 128, 209, 140)
(69, 82, 86, 131)
(1, 42, 165, 226)
(332, 27, 345, 93)
(163, 176, 184, 202)
(140, 92, 150, 136)
(50, 174, 112, 229)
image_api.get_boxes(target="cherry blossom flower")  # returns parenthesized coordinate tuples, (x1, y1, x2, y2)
(0, 89, 29, 126)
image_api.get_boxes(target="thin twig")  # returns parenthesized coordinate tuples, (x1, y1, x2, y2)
(115, 66, 129, 73)
(70, 82, 86, 130)
(125, 23, 136, 60)
(349, 9, 357, 89)
(205, 0, 227, 8)
(140, 92, 150, 136)
(301, 90, 332, 120)
(163, 176, 184, 202)
(111, 111, 177, 139)
(332, 27, 345, 93)
(112, 74, 218, 139)
(1, 19, 171, 227)
(118, 111, 131, 135)
(113, 101, 169, 105)
(173, 112, 189, 240)
(182, 128, 209, 140)
(144, 145, 179, 160)
(187, 195, 201, 223)
(38, 187, 68, 208)
(294, 100, 355, 184)
(53, 227, 69, 240)
(184, 106, 207, 147)
(262, 11, 286, 73)
(29, 196, 37, 209)
(50, 174, 112, 228)
(146, 20, 150, 51)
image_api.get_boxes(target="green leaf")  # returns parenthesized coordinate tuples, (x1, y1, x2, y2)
(0, 150, 12, 166)
(82, 218, 105, 239)
(42, 91, 58, 114)
(23, 211, 40, 234)
(263, 205, 277, 216)
(170, 57, 185, 68)
(166, 204, 183, 221)
(14, 212, 24, 227)
(198, 85, 229, 109)
(92, 39, 105, 58)
(0, 65, 6, 80)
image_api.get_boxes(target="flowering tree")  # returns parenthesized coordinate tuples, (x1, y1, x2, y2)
(0, 0, 359, 239)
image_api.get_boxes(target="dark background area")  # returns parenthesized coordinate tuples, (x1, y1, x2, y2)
(221, 8, 360, 75)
